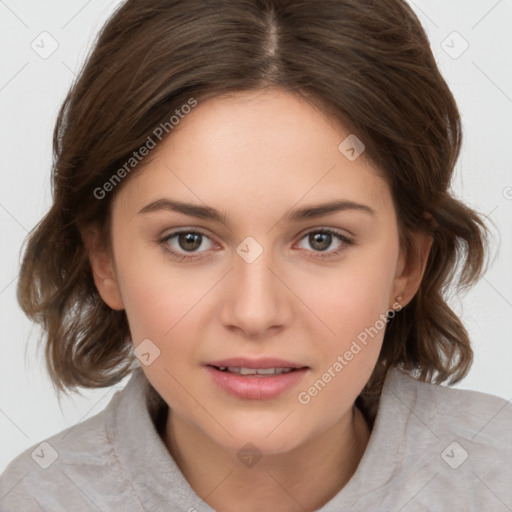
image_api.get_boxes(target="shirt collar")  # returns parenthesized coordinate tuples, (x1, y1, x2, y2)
(108, 368, 215, 511)
(108, 366, 424, 511)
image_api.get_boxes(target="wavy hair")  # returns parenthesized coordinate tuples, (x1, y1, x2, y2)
(17, 0, 488, 419)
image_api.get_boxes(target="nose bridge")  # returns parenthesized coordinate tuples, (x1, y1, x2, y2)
(220, 236, 291, 335)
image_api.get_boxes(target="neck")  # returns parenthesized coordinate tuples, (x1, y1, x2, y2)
(163, 405, 371, 512)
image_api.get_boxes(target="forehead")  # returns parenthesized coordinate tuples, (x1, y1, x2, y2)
(112, 88, 394, 222)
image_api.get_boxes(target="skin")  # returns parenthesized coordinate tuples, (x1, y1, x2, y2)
(83, 88, 432, 512)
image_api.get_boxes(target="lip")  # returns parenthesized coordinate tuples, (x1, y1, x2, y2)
(204, 358, 309, 400)
(205, 357, 305, 369)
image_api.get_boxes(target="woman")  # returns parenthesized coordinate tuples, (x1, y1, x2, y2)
(1, 0, 510, 510)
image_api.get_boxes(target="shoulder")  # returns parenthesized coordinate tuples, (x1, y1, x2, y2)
(388, 367, 512, 440)
(0, 383, 141, 512)
(376, 368, 512, 510)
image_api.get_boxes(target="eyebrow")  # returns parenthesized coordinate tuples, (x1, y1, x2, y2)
(137, 198, 375, 227)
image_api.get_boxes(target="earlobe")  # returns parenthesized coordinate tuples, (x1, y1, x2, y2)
(392, 232, 433, 308)
(81, 226, 125, 311)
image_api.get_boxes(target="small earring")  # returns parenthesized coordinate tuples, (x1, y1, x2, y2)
(391, 296, 403, 310)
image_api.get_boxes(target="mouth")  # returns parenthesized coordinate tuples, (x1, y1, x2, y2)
(205, 357, 307, 371)
(204, 358, 309, 400)
(211, 366, 299, 376)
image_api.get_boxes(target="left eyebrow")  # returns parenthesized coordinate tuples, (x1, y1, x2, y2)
(137, 198, 375, 228)
(282, 199, 375, 222)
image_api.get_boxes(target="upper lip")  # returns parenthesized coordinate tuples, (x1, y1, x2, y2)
(205, 358, 307, 369)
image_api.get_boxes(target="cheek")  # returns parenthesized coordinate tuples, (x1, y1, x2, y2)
(119, 267, 208, 345)
(114, 246, 227, 389)
(313, 249, 398, 342)
(296, 266, 394, 424)
(113, 236, 204, 342)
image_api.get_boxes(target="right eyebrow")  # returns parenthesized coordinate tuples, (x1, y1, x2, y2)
(138, 198, 231, 225)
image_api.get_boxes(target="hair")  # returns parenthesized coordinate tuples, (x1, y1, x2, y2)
(17, 0, 488, 420)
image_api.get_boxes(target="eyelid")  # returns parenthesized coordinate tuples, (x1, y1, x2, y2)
(160, 227, 220, 249)
(295, 225, 353, 240)
(293, 227, 353, 256)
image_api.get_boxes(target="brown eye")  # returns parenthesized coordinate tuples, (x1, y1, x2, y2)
(308, 232, 332, 251)
(178, 232, 203, 251)
(160, 230, 216, 261)
(296, 229, 354, 260)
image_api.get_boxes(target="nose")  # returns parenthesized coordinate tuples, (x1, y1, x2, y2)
(219, 247, 293, 339)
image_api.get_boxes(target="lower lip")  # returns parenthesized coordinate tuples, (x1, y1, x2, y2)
(205, 366, 308, 400)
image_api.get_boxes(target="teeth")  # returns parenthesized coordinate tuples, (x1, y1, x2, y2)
(222, 366, 295, 376)
(253, 368, 277, 375)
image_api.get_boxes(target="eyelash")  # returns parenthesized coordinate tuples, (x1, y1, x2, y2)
(158, 228, 354, 262)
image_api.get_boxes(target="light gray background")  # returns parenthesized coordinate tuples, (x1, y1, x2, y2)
(1, 0, 511, 474)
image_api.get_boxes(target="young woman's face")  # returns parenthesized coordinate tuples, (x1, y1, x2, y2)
(105, 88, 408, 454)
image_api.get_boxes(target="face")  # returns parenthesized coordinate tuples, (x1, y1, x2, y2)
(91, 88, 416, 456)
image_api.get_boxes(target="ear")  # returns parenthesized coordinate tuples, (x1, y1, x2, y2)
(81, 226, 124, 311)
(392, 230, 433, 308)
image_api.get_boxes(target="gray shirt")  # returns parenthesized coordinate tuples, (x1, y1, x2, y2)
(1, 367, 511, 511)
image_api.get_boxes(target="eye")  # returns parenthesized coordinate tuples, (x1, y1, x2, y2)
(295, 228, 353, 259)
(158, 227, 354, 262)
(159, 230, 216, 261)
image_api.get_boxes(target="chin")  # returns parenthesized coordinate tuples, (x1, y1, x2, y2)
(203, 415, 307, 456)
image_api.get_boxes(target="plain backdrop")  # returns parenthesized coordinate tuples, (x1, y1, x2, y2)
(1, 0, 511, 474)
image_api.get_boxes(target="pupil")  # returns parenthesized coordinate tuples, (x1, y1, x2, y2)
(179, 233, 201, 251)
(310, 232, 331, 251)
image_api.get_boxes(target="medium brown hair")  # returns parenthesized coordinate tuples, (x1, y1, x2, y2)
(17, 0, 488, 416)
